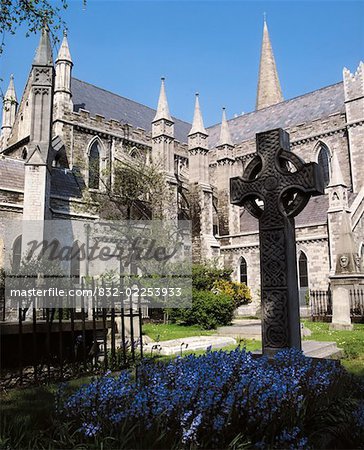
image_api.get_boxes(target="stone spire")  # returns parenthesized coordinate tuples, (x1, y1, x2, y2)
(1, 74, 18, 146)
(189, 93, 207, 136)
(329, 151, 346, 187)
(256, 17, 283, 110)
(54, 30, 73, 118)
(33, 26, 53, 66)
(188, 93, 209, 184)
(218, 108, 233, 147)
(56, 30, 72, 63)
(153, 77, 172, 122)
(152, 77, 174, 175)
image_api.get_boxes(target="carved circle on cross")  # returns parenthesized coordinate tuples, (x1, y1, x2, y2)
(240, 149, 311, 219)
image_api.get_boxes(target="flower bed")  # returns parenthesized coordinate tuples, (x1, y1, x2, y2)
(58, 348, 364, 449)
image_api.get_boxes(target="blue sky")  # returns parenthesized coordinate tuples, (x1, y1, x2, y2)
(1, 0, 363, 126)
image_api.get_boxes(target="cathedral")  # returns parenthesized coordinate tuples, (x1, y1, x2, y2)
(0, 20, 363, 312)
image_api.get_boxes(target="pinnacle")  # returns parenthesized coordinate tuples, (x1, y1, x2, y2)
(218, 107, 233, 147)
(256, 18, 283, 110)
(33, 27, 53, 66)
(56, 31, 72, 63)
(189, 93, 207, 136)
(153, 77, 172, 122)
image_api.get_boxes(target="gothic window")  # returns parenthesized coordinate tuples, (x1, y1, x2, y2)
(70, 242, 81, 280)
(239, 257, 247, 285)
(12, 235, 22, 272)
(298, 251, 309, 288)
(21, 148, 28, 160)
(89, 141, 100, 189)
(317, 144, 330, 187)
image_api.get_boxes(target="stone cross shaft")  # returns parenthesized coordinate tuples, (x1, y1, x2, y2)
(230, 128, 324, 355)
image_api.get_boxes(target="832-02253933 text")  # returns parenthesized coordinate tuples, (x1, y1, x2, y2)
(9, 286, 184, 299)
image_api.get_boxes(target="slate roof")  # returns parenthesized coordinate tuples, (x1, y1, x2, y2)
(208, 82, 345, 148)
(71, 78, 192, 143)
(0, 158, 83, 199)
(239, 195, 331, 234)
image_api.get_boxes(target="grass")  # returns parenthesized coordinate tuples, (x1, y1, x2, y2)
(142, 322, 215, 341)
(0, 377, 92, 449)
(303, 320, 364, 377)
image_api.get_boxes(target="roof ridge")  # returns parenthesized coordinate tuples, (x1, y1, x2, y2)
(71, 77, 191, 126)
(207, 80, 343, 130)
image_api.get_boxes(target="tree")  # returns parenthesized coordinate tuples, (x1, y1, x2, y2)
(0, 0, 86, 55)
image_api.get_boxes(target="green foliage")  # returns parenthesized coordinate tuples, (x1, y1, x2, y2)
(0, 0, 73, 57)
(169, 289, 235, 329)
(212, 279, 252, 308)
(191, 263, 232, 291)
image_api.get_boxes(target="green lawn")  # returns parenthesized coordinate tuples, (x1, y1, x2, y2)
(142, 322, 215, 341)
(303, 320, 364, 377)
(0, 377, 92, 449)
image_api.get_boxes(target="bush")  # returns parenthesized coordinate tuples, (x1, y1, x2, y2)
(192, 264, 232, 291)
(168, 289, 235, 329)
(58, 348, 364, 449)
(212, 279, 252, 308)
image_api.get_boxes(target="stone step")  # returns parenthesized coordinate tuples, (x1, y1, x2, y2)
(302, 340, 343, 359)
(145, 335, 237, 356)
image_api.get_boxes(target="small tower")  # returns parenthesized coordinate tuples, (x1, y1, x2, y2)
(215, 108, 238, 236)
(152, 77, 175, 176)
(256, 17, 283, 110)
(22, 26, 55, 244)
(54, 30, 73, 119)
(188, 93, 209, 184)
(1, 74, 18, 149)
(343, 62, 364, 193)
(188, 94, 219, 261)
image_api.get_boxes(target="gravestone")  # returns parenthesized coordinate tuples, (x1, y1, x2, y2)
(230, 128, 324, 356)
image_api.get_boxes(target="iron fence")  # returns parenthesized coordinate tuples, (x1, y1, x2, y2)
(0, 281, 144, 389)
(310, 287, 364, 323)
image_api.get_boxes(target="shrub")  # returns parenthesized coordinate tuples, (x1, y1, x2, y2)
(168, 289, 235, 329)
(58, 348, 363, 449)
(192, 264, 232, 291)
(212, 279, 252, 308)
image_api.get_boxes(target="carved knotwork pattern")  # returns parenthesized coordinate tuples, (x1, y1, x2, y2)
(262, 289, 289, 348)
(261, 230, 286, 287)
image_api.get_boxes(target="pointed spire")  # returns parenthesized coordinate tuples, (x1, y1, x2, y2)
(33, 26, 53, 66)
(256, 17, 283, 110)
(189, 93, 207, 136)
(153, 77, 172, 122)
(218, 108, 233, 146)
(56, 30, 72, 63)
(329, 151, 346, 187)
(4, 74, 17, 103)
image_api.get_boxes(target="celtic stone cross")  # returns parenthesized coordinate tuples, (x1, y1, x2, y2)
(230, 128, 324, 356)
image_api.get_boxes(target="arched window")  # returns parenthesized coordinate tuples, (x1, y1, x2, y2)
(70, 242, 81, 280)
(239, 257, 247, 285)
(12, 235, 22, 272)
(317, 144, 330, 187)
(298, 252, 308, 288)
(89, 141, 100, 189)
